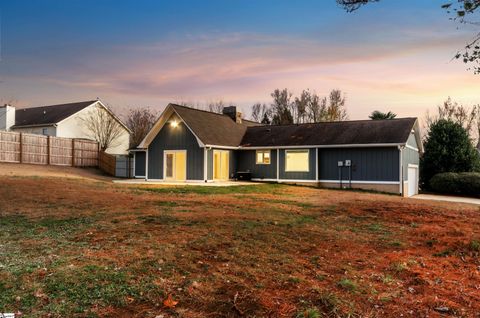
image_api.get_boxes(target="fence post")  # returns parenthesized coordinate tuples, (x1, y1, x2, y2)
(19, 133, 23, 163)
(72, 139, 75, 167)
(47, 136, 51, 165)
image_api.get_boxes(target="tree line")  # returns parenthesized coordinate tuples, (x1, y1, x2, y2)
(251, 88, 348, 125)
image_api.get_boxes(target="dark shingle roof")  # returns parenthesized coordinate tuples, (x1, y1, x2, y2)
(171, 104, 260, 147)
(13, 100, 96, 127)
(240, 118, 417, 147)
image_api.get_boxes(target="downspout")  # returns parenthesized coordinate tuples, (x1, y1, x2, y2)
(398, 145, 404, 195)
(145, 147, 149, 181)
(276, 149, 280, 182)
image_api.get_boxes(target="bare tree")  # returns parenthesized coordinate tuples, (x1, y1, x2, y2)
(294, 90, 309, 124)
(207, 99, 226, 113)
(126, 107, 158, 147)
(251, 103, 271, 123)
(81, 105, 125, 151)
(325, 89, 348, 121)
(271, 89, 294, 125)
(426, 97, 478, 135)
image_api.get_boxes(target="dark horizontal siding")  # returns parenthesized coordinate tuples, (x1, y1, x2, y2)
(318, 147, 399, 182)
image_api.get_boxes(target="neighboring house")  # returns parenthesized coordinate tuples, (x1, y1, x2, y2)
(132, 104, 422, 197)
(0, 100, 130, 154)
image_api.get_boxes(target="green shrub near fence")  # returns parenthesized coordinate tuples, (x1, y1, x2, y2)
(430, 172, 480, 198)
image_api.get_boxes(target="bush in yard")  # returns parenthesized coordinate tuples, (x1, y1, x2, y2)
(420, 119, 480, 190)
(430, 172, 480, 198)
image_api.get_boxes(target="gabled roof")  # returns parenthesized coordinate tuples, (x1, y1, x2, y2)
(139, 104, 262, 148)
(240, 118, 418, 147)
(171, 104, 259, 147)
(13, 100, 97, 127)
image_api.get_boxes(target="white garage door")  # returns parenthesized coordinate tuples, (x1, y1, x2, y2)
(407, 166, 418, 197)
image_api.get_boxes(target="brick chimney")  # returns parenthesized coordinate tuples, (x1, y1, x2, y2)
(0, 104, 15, 131)
(222, 106, 242, 124)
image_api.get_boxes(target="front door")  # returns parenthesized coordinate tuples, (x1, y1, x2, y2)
(164, 150, 186, 181)
(213, 150, 229, 181)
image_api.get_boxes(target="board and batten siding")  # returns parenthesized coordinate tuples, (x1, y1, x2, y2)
(147, 114, 204, 180)
(236, 149, 277, 179)
(318, 147, 399, 182)
(279, 148, 317, 180)
(134, 151, 146, 177)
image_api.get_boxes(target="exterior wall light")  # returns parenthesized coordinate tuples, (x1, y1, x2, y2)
(171, 120, 178, 128)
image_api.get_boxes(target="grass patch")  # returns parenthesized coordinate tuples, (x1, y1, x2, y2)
(433, 249, 453, 257)
(138, 214, 181, 225)
(140, 183, 284, 195)
(469, 240, 480, 252)
(337, 278, 357, 292)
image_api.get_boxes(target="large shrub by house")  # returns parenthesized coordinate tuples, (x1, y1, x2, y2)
(430, 172, 480, 198)
(420, 119, 480, 190)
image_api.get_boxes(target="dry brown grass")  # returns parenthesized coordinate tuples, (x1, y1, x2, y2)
(1, 167, 480, 317)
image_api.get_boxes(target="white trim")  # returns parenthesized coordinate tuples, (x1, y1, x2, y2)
(163, 149, 187, 181)
(251, 178, 400, 185)
(276, 149, 280, 180)
(135, 176, 146, 179)
(406, 144, 419, 152)
(408, 164, 419, 168)
(398, 146, 403, 195)
(255, 149, 271, 165)
(319, 180, 400, 185)
(139, 104, 205, 148)
(203, 148, 208, 182)
(145, 147, 149, 181)
(133, 152, 136, 177)
(315, 148, 319, 181)
(284, 149, 310, 172)
(203, 143, 406, 151)
(240, 143, 403, 150)
(204, 144, 238, 150)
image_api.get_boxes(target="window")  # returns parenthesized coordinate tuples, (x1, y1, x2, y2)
(256, 150, 271, 164)
(42, 128, 48, 136)
(285, 150, 309, 172)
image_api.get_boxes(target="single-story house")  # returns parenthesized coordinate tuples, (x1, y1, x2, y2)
(0, 100, 131, 154)
(132, 104, 422, 196)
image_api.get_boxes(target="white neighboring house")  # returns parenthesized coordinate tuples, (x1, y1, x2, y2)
(0, 100, 131, 154)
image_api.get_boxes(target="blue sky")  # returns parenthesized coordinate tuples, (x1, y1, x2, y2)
(0, 0, 478, 119)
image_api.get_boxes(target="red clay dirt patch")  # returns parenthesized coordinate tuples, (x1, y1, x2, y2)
(1, 172, 480, 317)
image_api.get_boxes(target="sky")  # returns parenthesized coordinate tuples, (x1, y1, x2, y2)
(0, 0, 478, 120)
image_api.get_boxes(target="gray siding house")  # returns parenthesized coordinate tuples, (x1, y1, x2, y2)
(134, 104, 422, 196)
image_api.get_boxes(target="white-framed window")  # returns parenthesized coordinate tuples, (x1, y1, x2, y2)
(285, 149, 309, 172)
(256, 150, 271, 164)
(42, 128, 48, 136)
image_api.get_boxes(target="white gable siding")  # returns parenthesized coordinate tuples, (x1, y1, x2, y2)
(56, 103, 130, 154)
(12, 126, 57, 136)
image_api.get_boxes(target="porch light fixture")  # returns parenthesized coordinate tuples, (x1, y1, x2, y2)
(171, 120, 178, 128)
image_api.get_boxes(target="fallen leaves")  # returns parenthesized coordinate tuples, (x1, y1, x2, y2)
(163, 294, 178, 309)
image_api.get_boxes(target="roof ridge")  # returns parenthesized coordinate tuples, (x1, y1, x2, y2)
(17, 100, 97, 111)
(170, 103, 234, 118)
(247, 117, 417, 128)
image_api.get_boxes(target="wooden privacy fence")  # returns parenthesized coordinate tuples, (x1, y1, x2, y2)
(0, 131, 99, 167)
(99, 151, 133, 178)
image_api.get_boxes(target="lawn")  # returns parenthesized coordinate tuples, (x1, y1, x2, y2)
(1, 175, 480, 317)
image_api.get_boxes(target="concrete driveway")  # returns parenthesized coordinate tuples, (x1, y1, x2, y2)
(413, 194, 480, 206)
